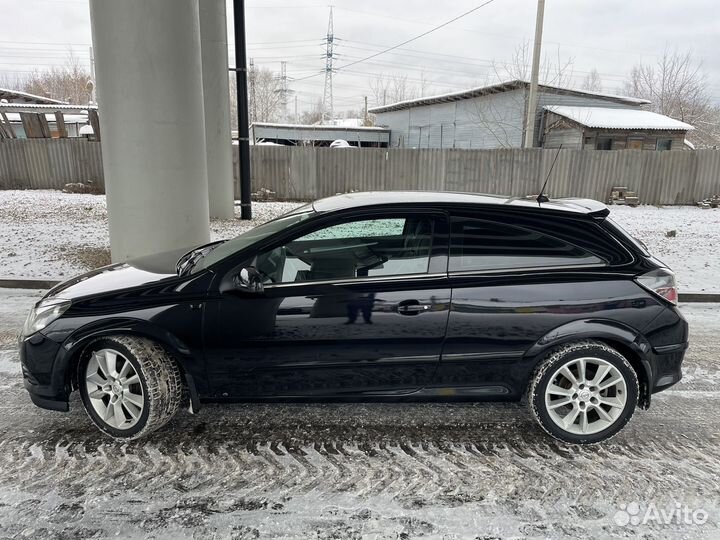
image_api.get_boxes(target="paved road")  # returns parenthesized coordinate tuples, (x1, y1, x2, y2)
(0, 289, 718, 539)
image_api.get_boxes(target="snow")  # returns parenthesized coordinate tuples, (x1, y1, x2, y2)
(545, 105, 695, 130)
(0, 288, 718, 538)
(608, 205, 720, 292)
(0, 190, 718, 292)
(252, 121, 387, 131)
(0, 190, 300, 280)
(2, 112, 89, 123)
(0, 87, 67, 105)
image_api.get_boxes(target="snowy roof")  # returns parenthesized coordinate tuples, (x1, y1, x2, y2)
(0, 102, 96, 113)
(327, 118, 365, 128)
(368, 79, 650, 114)
(251, 122, 388, 132)
(545, 106, 694, 131)
(0, 88, 67, 105)
(2, 112, 88, 123)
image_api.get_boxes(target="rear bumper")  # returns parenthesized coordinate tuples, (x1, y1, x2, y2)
(642, 303, 689, 400)
(649, 342, 687, 394)
(19, 332, 70, 412)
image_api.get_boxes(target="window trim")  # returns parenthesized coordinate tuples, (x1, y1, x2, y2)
(447, 215, 609, 275)
(448, 262, 609, 278)
(263, 272, 448, 289)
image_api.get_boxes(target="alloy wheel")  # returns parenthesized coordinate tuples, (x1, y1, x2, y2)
(85, 348, 145, 430)
(544, 356, 628, 435)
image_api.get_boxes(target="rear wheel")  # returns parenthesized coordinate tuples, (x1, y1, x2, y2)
(529, 340, 639, 444)
(79, 335, 182, 439)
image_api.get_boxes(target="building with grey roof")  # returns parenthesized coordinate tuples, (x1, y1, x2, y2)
(368, 79, 692, 151)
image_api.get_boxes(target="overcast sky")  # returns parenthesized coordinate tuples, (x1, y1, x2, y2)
(2, 0, 719, 115)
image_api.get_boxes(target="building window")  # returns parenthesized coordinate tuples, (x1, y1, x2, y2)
(596, 137, 613, 150)
(656, 138, 672, 151)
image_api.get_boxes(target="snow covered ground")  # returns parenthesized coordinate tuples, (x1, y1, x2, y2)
(0, 190, 718, 291)
(0, 289, 718, 539)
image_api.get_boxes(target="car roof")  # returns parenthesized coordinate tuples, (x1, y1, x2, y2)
(312, 191, 609, 217)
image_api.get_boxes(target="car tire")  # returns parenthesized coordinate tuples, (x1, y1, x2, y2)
(529, 340, 639, 444)
(78, 335, 183, 439)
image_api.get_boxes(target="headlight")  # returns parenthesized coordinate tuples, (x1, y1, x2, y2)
(22, 298, 71, 337)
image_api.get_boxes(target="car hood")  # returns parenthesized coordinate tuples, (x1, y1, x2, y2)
(45, 246, 192, 301)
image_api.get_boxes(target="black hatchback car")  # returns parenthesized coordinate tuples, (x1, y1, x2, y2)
(20, 191, 688, 443)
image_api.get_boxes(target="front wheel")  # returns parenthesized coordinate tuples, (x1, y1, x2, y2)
(529, 340, 639, 444)
(79, 335, 183, 439)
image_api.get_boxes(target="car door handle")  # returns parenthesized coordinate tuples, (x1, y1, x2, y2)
(397, 302, 431, 315)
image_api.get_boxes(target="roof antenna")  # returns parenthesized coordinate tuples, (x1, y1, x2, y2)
(536, 144, 562, 204)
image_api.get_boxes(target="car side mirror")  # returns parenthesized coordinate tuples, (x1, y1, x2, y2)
(233, 266, 264, 293)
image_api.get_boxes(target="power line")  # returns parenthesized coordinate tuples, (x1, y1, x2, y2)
(294, 0, 499, 82)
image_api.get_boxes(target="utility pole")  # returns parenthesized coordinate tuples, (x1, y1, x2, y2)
(233, 0, 252, 219)
(322, 7, 335, 124)
(523, 0, 545, 149)
(294, 94, 298, 124)
(249, 57, 256, 123)
(88, 46, 97, 104)
(363, 96, 368, 126)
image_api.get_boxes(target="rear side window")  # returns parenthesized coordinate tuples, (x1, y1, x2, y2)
(450, 217, 605, 272)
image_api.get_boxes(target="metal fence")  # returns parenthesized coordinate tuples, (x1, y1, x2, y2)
(245, 146, 720, 204)
(2, 139, 719, 205)
(0, 139, 104, 190)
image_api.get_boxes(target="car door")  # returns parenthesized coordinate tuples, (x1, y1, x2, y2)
(202, 209, 450, 398)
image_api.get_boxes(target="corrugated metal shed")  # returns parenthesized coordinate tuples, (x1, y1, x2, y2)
(250, 122, 390, 147)
(369, 79, 649, 114)
(371, 80, 651, 150)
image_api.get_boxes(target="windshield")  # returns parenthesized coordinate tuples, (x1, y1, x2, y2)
(191, 209, 314, 273)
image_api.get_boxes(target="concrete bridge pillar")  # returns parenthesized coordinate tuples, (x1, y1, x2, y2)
(90, 0, 211, 261)
(200, 0, 236, 220)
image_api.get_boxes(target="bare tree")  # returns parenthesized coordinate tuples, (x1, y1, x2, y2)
(491, 41, 575, 88)
(369, 73, 420, 107)
(624, 48, 719, 148)
(230, 66, 282, 128)
(468, 41, 575, 147)
(581, 69, 603, 92)
(22, 52, 92, 104)
(299, 99, 323, 125)
(0, 72, 25, 91)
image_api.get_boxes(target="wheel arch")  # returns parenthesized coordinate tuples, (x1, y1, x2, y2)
(60, 318, 203, 412)
(525, 319, 653, 409)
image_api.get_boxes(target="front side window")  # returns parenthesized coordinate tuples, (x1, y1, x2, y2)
(255, 216, 434, 284)
(450, 217, 604, 272)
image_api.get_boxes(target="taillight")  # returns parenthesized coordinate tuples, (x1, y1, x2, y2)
(635, 268, 678, 305)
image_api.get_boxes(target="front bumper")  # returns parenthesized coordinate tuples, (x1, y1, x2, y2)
(19, 331, 70, 412)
